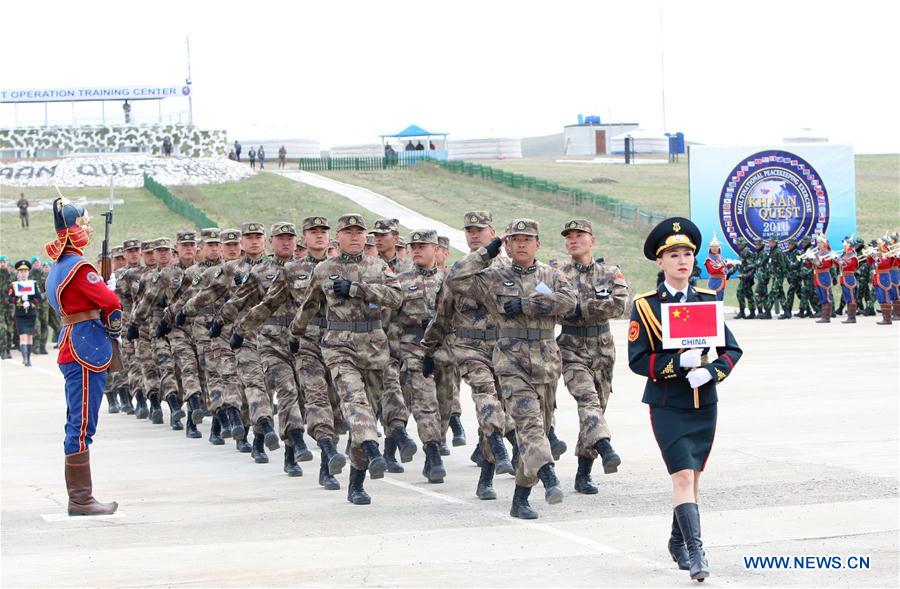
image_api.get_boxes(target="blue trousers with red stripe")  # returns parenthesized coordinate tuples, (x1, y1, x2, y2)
(60, 361, 106, 456)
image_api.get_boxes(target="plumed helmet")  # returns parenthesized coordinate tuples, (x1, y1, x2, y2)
(44, 196, 93, 261)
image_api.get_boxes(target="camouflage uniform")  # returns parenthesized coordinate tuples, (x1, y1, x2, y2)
(782, 242, 803, 318)
(857, 244, 875, 315)
(29, 263, 50, 353)
(735, 241, 757, 318)
(433, 237, 464, 447)
(767, 243, 787, 314)
(753, 244, 772, 318)
(114, 240, 144, 412)
(0, 261, 13, 358)
(446, 219, 575, 511)
(127, 241, 160, 415)
(797, 241, 819, 316)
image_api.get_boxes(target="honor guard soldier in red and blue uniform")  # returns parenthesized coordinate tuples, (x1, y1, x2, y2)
(44, 197, 123, 516)
(889, 233, 900, 320)
(837, 237, 859, 324)
(627, 217, 742, 582)
(703, 233, 733, 301)
(869, 238, 894, 325)
(809, 234, 836, 323)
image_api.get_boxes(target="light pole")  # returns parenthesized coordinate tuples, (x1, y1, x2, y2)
(186, 35, 194, 125)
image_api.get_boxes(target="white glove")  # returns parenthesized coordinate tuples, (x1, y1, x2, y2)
(687, 369, 713, 388)
(679, 348, 702, 368)
(23, 300, 31, 311)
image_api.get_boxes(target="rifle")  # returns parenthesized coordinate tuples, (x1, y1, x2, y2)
(100, 177, 124, 373)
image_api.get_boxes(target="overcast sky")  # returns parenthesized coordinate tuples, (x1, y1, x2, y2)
(3, 0, 898, 152)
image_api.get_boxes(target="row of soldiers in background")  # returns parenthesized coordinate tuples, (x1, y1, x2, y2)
(102, 210, 625, 519)
(0, 256, 61, 360)
(711, 232, 900, 324)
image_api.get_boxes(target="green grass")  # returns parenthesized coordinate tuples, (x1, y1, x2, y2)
(851, 155, 900, 239)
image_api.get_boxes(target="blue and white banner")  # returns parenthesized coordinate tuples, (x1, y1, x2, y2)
(0, 85, 190, 103)
(689, 144, 855, 276)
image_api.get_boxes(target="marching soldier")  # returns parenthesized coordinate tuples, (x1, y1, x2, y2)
(433, 234, 465, 451)
(557, 219, 627, 494)
(837, 237, 859, 323)
(767, 238, 787, 317)
(445, 218, 576, 519)
(29, 257, 50, 354)
(103, 247, 127, 412)
(0, 256, 13, 359)
(856, 239, 875, 316)
(733, 238, 756, 319)
(123, 240, 159, 419)
(780, 240, 801, 319)
(797, 238, 819, 318)
(809, 235, 836, 323)
(114, 239, 143, 414)
(753, 240, 773, 319)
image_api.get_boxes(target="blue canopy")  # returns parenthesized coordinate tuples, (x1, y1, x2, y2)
(379, 124, 447, 138)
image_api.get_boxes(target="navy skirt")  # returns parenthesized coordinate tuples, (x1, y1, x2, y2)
(649, 404, 717, 474)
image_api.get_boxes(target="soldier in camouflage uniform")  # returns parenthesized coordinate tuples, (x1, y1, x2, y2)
(798, 239, 820, 317)
(734, 238, 756, 319)
(295, 213, 398, 505)
(44, 262, 61, 347)
(101, 248, 127, 412)
(433, 234, 465, 451)
(753, 241, 773, 319)
(28, 258, 49, 354)
(557, 219, 627, 494)
(766, 238, 787, 317)
(856, 239, 875, 316)
(423, 211, 515, 501)
(0, 256, 13, 359)
(243, 216, 347, 489)
(446, 218, 576, 519)
(114, 239, 144, 414)
(780, 240, 801, 319)
(123, 241, 159, 419)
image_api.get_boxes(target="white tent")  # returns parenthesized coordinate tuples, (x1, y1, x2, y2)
(448, 137, 522, 160)
(609, 129, 669, 154)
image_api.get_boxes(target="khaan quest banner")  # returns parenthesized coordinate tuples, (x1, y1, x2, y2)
(688, 144, 856, 277)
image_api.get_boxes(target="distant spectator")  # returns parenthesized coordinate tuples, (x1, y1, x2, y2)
(122, 100, 132, 124)
(405, 140, 415, 151)
(234, 140, 242, 161)
(248, 147, 257, 170)
(162, 136, 173, 157)
(228, 150, 236, 161)
(257, 146, 265, 169)
(429, 141, 436, 150)
(278, 145, 287, 169)
(415, 140, 424, 151)
(17, 193, 29, 229)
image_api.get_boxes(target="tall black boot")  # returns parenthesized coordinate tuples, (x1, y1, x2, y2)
(226, 406, 245, 441)
(347, 466, 371, 505)
(148, 393, 164, 424)
(166, 394, 184, 430)
(186, 395, 204, 424)
(505, 429, 520, 471)
(251, 432, 269, 463)
(214, 409, 232, 439)
(574, 456, 598, 494)
(476, 460, 497, 500)
(449, 414, 467, 446)
(594, 438, 621, 473)
(105, 391, 120, 414)
(208, 415, 225, 445)
(439, 438, 451, 456)
(547, 426, 567, 461)
(675, 502, 710, 581)
(319, 451, 340, 490)
(317, 437, 347, 475)
(118, 387, 134, 415)
(488, 431, 514, 475)
(283, 445, 303, 477)
(746, 308, 756, 319)
(257, 416, 280, 450)
(391, 426, 418, 463)
(285, 428, 313, 462)
(510, 485, 538, 519)
(134, 391, 149, 419)
(733, 304, 746, 319)
(668, 511, 690, 570)
(470, 442, 485, 467)
(382, 436, 404, 473)
(361, 440, 386, 479)
(537, 463, 564, 504)
(185, 410, 202, 439)
(422, 441, 446, 483)
(235, 429, 252, 453)
(21, 343, 31, 366)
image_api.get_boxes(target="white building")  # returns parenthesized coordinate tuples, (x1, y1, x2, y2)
(564, 122, 639, 155)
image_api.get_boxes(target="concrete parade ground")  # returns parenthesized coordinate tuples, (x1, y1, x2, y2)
(1, 317, 898, 588)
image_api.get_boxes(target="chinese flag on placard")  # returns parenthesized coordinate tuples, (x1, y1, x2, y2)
(668, 303, 719, 339)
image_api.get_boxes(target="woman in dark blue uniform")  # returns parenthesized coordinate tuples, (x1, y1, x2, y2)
(9, 259, 42, 366)
(627, 217, 742, 582)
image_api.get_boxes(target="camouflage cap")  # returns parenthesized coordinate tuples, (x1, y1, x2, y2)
(270, 222, 297, 236)
(336, 214, 366, 231)
(329, 239, 339, 248)
(296, 239, 307, 249)
(220, 229, 241, 244)
(302, 216, 330, 232)
(409, 229, 439, 245)
(201, 228, 222, 243)
(176, 230, 197, 244)
(463, 211, 493, 228)
(561, 219, 593, 236)
(365, 234, 376, 246)
(153, 237, 174, 250)
(241, 221, 265, 235)
(506, 218, 540, 237)
(140, 240, 155, 252)
(123, 238, 141, 251)
(111, 246, 125, 257)
(369, 217, 399, 234)
(396, 236, 407, 248)
(438, 235, 450, 249)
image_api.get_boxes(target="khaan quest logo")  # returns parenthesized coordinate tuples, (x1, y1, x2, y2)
(719, 150, 828, 252)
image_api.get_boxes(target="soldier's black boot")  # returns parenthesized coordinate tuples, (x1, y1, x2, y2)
(186, 395, 204, 424)
(382, 437, 404, 473)
(835, 300, 845, 316)
(118, 387, 134, 415)
(318, 452, 340, 490)
(449, 414, 467, 446)
(675, 502, 710, 581)
(134, 391, 149, 419)
(346, 466, 371, 505)
(777, 309, 792, 319)
(746, 308, 756, 319)
(488, 431, 514, 475)
(594, 438, 621, 474)
(547, 426, 567, 461)
(285, 428, 313, 462)
(283, 445, 303, 477)
(391, 426, 418, 463)
(148, 393, 164, 424)
(105, 392, 120, 414)
(423, 441, 447, 483)
(476, 460, 497, 500)
(257, 416, 280, 450)
(510, 485, 539, 519)
(165, 393, 185, 420)
(208, 415, 225, 445)
(537, 463, 564, 504)
(505, 429, 520, 471)
(470, 442, 485, 467)
(439, 438, 451, 456)
(361, 440, 387, 479)
(317, 437, 347, 475)
(864, 305, 876, 316)
(185, 410, 202, 439)
(226, 406, 245, 441)
(251, 433, 269, 463)
(235, 430, 252, 453)
(668, 511, 691, 570)
(733, 304, 746, 319)
(215, 409, 232, 439)
(574, 456, 598, 495)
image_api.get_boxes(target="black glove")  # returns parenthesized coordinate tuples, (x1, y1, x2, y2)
(289, 339, 300, 354)
(422, 355, 436, 378)
(484, 237, 502, 259)
(208, 320, 223, 338)
(503, 297, 523, 318)
(234, 272, 246, 286)
(126, 324, 139, 341)
(563, 303, 582, 322)
(229, 330, 244, 350)
(333, 279, 352, 299)
(155, 320, 170, 338)
(421, 317, 432, 330)
(174, 311, 186, 326)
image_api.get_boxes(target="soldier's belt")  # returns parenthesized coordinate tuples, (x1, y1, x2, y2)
(560, 324, 610, 337)
(309, 316, 327, 328)
(455, 327, 498, 341)
(327, 319, 383, 333)
(264, 315, 293, 327)
(62, 309, 100, 326)
(498, 327, 554, 341)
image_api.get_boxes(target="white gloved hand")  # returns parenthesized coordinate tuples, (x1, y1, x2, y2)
(679, 348, 702, 368)
(23, 300, 31, 311)
(687, 369, 713, 388)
